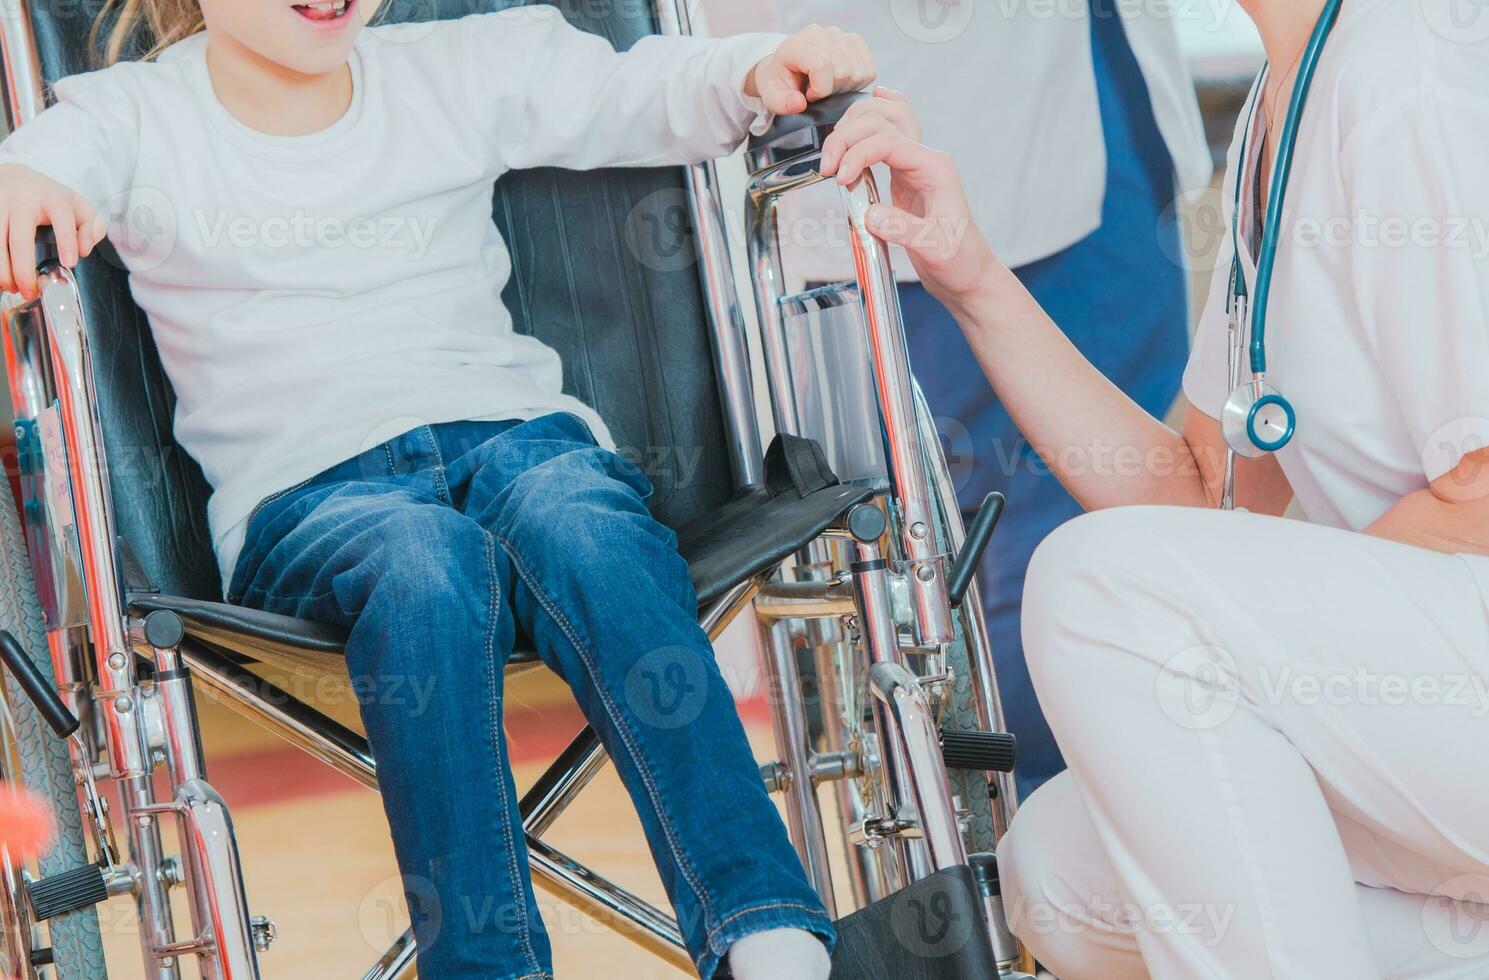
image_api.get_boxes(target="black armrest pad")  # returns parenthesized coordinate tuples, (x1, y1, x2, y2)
(129, 593, 348, 654)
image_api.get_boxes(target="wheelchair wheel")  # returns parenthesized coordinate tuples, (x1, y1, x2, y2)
(937, 609, 1000, 855)
(916, 383, 1003, 858)
(0, 477, 106, 978)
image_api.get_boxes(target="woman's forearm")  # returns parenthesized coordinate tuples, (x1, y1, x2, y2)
(1366, 485, 1489, 557)
(943, 261, 1214, 511)
(816, 108, 1232, 511)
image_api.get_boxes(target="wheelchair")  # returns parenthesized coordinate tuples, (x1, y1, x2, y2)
(0, 1, 1033, 976)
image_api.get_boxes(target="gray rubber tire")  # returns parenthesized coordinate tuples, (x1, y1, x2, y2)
(937, 619, 1000, 856)
(915, 385, 1002, 858)
(0, 476, 107, 978)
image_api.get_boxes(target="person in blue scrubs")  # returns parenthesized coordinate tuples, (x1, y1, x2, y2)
(902, 2, 1193, 798)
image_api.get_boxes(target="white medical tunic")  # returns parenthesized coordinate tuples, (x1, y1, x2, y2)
(1001, 10, 1489, 970)
(1182, 0, 1489, 554)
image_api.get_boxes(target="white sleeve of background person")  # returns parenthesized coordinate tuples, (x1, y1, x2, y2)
(0, 65, 141, 212)
(438, 6, 783, 171)
(1341, 58, 1489, 483)
(701, 0, 1211, 282)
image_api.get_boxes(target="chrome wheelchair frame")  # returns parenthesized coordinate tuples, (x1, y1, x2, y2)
(0, 1, 1031, 976)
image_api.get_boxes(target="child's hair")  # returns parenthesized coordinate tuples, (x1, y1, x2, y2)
(90, 0, 206, 66)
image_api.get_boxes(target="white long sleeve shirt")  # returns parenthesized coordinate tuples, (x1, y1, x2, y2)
(706, 0, 1213, 279)
(0, 8, 780, 588)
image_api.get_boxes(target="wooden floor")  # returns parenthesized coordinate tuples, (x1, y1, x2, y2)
(93, 613, 824, 980)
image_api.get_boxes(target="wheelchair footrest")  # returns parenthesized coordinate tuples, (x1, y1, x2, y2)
(828, 864, 1000, 980)
(940, 727, 1017, 773)
(26, 863, 107, 921)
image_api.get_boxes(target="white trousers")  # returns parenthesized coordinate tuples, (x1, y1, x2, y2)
(997, 506, 1489, 980)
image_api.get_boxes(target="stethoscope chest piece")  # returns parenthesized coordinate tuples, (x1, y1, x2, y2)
(1221, 379, 1295, 459)
(1214, 0, 1339, 491)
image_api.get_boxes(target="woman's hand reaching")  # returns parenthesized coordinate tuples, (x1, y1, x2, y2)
(819, 90, 1248, 515)
(819, 89, 1001, 310)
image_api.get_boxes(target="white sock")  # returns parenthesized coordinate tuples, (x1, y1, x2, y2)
(726, 927, 830, 980)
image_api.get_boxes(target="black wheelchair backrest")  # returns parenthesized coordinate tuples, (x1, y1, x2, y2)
(21, 0, 739, 600)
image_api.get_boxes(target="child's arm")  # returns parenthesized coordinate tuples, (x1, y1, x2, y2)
(0, 69, 140, 298)
(455, 8, 874, 172)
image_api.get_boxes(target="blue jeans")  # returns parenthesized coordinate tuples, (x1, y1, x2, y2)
(227, 413, 833, 978)
(902, 1, 1190, 798)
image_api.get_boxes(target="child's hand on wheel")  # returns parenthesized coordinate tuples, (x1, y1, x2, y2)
(745, 25, 876, 116)
(0, 164, 104, 302)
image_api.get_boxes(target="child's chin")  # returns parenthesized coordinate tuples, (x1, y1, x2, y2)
(276, 38, 362, 77)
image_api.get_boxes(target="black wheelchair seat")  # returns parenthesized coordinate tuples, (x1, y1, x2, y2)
(128, 462, 871, 685)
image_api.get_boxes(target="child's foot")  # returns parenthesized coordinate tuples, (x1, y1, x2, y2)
(726, 927, 831, 980)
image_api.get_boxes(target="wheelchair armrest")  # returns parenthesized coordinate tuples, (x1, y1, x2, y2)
(745, 91, 872, 175)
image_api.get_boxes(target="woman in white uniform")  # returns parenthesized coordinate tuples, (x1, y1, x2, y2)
(818, 0, 1489, 976)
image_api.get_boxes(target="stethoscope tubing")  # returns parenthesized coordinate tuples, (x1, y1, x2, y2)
(1220, 0, 1343, 501)
(1239, 0, 1345, 376)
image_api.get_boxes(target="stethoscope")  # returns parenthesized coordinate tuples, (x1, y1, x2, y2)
(1219, 0, 1343, 511)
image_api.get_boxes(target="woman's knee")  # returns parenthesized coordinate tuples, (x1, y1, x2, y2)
(1019, 506, 1222, 741)
(1022, 507, 1200, 655)
(1023, 510, 1148, 659)
(1025, 505, 1177, 600)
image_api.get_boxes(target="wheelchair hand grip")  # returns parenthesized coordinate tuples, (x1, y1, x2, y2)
(0, 630, 79, 740)
(33, 225, 59, 269)
(746, 90, 873, 155)
(948, 492, 1005, 608)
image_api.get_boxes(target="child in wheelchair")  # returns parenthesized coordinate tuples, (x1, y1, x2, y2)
(0, 2, 877, 976)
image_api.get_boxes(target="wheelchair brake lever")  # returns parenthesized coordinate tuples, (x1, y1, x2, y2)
(947, 492, 1006, 608)
(0, 630, 120, 872)
(0, 630, 79, 740)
